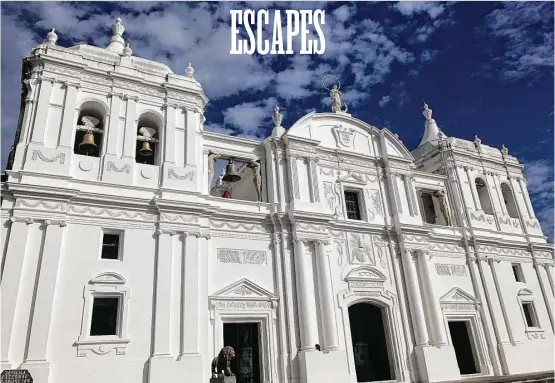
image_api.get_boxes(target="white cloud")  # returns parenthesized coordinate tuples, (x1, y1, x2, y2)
(378, 95, 391, 108)
(221, 97, 278, 137)
(393, 2, 446, 19)
(420, 49, 438, 62)
(523, 159, 554, 240)
(484, 2, 553, 81)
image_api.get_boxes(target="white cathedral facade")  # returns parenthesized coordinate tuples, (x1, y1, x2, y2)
(1, 18, 554, 383)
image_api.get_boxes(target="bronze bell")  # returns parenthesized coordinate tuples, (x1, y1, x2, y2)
(222, 159, 241, 183)
(79, 131, 97, 155)
(139, 141, 153, 157)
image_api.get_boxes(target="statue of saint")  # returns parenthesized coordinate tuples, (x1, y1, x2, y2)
(249, 161, 262, 201)
(207, 152, 221, 188)
(434, 190, 451, 226)
(423, 103, 433, 121)
(272, 105, 283, 127)
(330, 85, 343, 113)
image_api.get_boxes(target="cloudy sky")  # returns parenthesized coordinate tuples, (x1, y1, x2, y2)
(1, 1, 553, 239)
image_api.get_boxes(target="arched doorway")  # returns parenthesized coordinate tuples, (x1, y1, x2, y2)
(348, 303, 392, 382)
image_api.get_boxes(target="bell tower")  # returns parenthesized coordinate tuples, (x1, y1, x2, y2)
(6, 18, 208, 194)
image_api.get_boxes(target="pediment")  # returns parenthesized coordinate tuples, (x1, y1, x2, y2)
(518, 288, 533, 296)
(90, 272, 126, 285)
(337, 172, 366, 185)
(345, 266, 386, 282)
(210, 279, 277, 301)
(440, 287, 476, 304)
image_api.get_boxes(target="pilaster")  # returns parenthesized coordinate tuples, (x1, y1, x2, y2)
(163, 104, 177, 164)
(105, 93, 123, 155)
(122, 96, 138, 159)
(401, 249, 429, 346)
(294, 239, 318, 351)
(30, 78, 54, 144)
(57, 82, 80, 149)
(315, 240, 338, 351)
(185, 108, 198, 166)
(180, 232, 200, 355)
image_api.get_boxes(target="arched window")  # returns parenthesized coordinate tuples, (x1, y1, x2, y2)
(135, 112, 162, 165)
(74, 101, 106, 157)
(475, 177, 494, 214)
(501, 182, 519, 218)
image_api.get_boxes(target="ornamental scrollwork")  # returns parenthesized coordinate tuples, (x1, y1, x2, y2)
(31, 150, 65, 164)
(106, 161, 130, 174)
(216, 249, 267, 265)
(167, 167, 195, 181)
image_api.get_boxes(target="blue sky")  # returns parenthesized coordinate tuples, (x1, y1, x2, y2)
(1, 1, 553, 239)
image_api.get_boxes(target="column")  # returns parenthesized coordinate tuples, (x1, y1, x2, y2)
(545, 264, 554, 295)
(289, 157, 300, 200)
(400, 249, 429, 346)
(494, 175, 507, 215)
(315, 240, 338, 350)
(57, 83, 79, 148)
(518, 178, 535, 218)
(488, 259, 516, 343)
(308, 159, 320, 203)
(105, 93, 122, 155)
(1, 220, 31, 366)
(185, 109, 197, 166)
(151, 231, 174, 357)
(480, 259, 510, 344)
(404, 175, 418, 216)
(294, 239, 318, 350)
(534, 261, 554, 330)
(163, 104, 176, 164)
(180, 233, 200, 355)
(30, 79, 54, 143)
(391, 173, 403, 214)
(122, 96, 138, 159)
(416, 251, 447, 346)
(23, 221, 65, 364)
(465, 167, 480, 210)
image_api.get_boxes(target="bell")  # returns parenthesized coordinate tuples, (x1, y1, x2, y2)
(139, 141, 153, 156)
(79, 131, 97, 155)
(222, 159, 241, 183)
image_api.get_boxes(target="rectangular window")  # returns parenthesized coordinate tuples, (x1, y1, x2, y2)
(420, 191, 436, 224)
(512, 264, 525, 282)
(90, 297, 120, 336)
(101, 232, 121, 260)
(344, 191, 362, 220)
(522, 302, 539, 328)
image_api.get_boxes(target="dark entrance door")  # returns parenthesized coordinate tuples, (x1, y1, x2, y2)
(348, 303, 392, 382)
(448, 321, 478, 375)
(223, 322, 261, 383)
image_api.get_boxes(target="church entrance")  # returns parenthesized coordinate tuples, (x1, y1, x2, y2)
(348, 303, 393, 382)
(448, 321, 479, 375)
(223, 322, 261, 383)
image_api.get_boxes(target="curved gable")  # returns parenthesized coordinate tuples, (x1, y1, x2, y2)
(382, 129, 413, 160)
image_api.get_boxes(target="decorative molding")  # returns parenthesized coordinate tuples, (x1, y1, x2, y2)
(106, 161, 130, 174)
(90, 272, 126, 285)
(210, 220, 268, 234)
(216, 248, 267, 265)
(332, 125, 356, 147)
(435, 263, 467, 276)
(32, 150, 65, 164)
(167, 167, 195, 181)
(212, 301, 273, 310)
(160, 213, 198, 223)
(69, 206, 156, 221)
(16, 199, 67, 211)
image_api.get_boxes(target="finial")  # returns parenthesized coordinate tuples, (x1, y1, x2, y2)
(272, 105, 283, 128)
(474, 135, 482, 151)
(106, 17, 125, 53)
(423, 102, 432, 121)
(122, 43, 132, 57)
(185, 62, 194, 78)
(501, 144, 508, 157)
(46, 28, 58, 45)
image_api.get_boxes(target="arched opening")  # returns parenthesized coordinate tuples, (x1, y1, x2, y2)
(348, 303, 393, 382)
(475, 178, 493, 214)
(500, 183, 519, 218)
(136, 112, 161, 165)
(74, 101, 106, 157)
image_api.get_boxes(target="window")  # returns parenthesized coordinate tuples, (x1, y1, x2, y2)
(475, 178, 494, 215)
(344, 191, 362, 220)
(420, 191, 437, 224)
(90, 297, 120, 336)
(512, 263, 525, 282)
(136, 113, 161, 165)
(521, 302, 539, 328)
(101, 232, 121, 260)
(74, 101, 106, 157)
(501, 183, 519, 219)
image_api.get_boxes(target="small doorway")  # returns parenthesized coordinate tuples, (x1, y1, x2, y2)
(223, 322, 261, 383)
(349, 303, 393, 382)
(448, 321, 479, 375)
